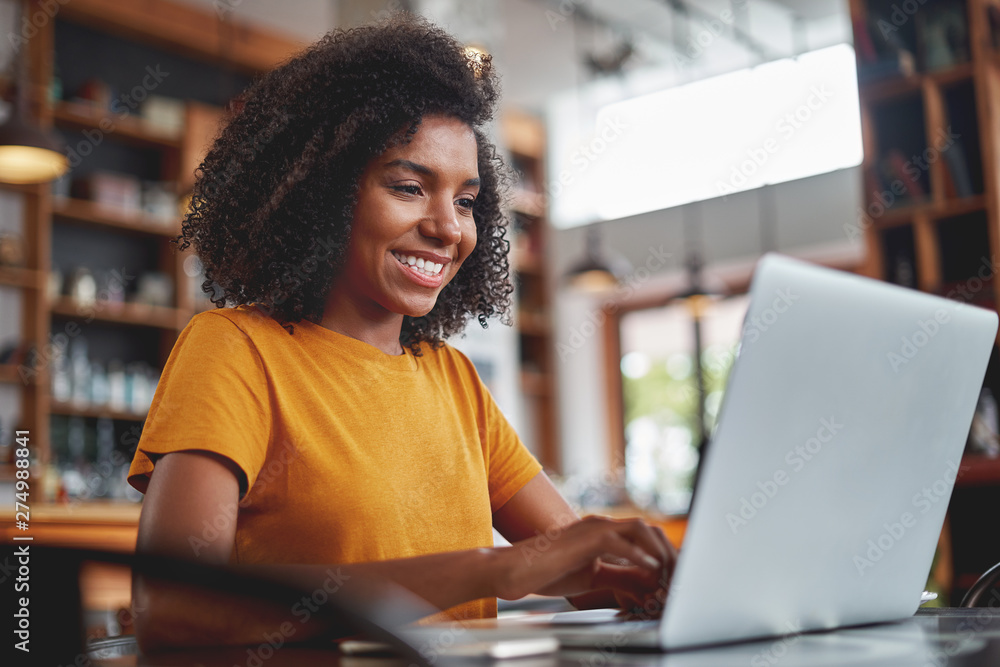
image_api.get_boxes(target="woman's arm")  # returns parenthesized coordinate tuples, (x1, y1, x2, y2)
(133, 452, 670, 651)
(132, 450, 335, 650)
(492, 471, 677, 612)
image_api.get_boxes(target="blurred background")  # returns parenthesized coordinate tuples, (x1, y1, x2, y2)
(0, 0, 998, 635)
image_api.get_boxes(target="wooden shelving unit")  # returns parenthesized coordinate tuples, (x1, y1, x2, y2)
(0, 0, 303, 513)
(52, 100, 183, 150)
(503, 110, 560, 472)
(0, 265, 45, 289)
(853, 0, 999, 299)
(853, 0, 1000, 433)
(48, 297, 184, 330)
(851, 0, 1000, 602)
(52, 197, 181, 237)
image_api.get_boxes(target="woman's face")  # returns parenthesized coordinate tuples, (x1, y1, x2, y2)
(334, 115, 480, 320)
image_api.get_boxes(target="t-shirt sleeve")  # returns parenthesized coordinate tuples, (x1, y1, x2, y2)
(447, 347, 543, 512)
(482, 389, 543, 512)
(127, 311, 272, 498)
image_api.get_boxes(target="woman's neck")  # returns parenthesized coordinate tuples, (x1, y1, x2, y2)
(320, 290, 406, 356)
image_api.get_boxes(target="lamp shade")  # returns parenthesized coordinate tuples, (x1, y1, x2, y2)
(565, 227, 632, 293)
(565, 257, 621, 293)
(0, 109, 68, 184)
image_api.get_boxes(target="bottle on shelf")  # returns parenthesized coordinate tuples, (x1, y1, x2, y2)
(70, 337, 90, 408)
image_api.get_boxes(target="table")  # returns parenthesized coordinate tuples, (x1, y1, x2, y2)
(82, 607, 1000, 666)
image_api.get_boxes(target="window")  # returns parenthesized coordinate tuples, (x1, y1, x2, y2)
(549, 44, 863, 229)
(620, 294, 750, 514)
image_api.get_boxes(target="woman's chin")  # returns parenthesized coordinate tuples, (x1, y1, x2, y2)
(403, 307, 435, 320)
(395, 301, 437, 320)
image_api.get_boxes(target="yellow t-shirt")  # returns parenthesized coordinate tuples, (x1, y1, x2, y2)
(127, 305, 542, 620)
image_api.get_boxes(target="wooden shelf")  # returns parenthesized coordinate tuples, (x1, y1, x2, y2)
(52, 100, 182, 150)
(58, 0, 304, 76)
(517, 310, 551, 336)
(0, 265, 45, 290)
(930, 61, 976, 87)
(513, 250, 543, 277)
(956, 455, 1000, 488)
(503, 110, 559, 470)
(0, 500, 141, 553)
(862, 62, 975, 103)
(0, 364, 25, 384)
(0, 500, 142, 523)
(50, 401, 147, 422)
(50, 297, 183, 330)
(929, 195, 989, 220)
(52, 197, 180, 237)
(520, 370, 552, 397)
(873, 195, 987, 228)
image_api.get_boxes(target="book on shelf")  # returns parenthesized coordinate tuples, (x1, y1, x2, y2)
(857, 56, 915, 82)
(941, 138, 974, 198)
(868, 148, 924, 208)
(938, 92, 976, 198)
(916, 2, 969, 71)
(856, 14, 916, 82)
(884, 149, 925, 199)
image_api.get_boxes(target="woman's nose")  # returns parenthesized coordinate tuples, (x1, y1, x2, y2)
(421, 196, 463, 246)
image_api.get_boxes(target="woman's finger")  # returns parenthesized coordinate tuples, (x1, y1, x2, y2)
(586, 516, 669, 572)
(592, 529, 664, 574)
(647, 524, 678, 590)
(594, 563, 666, 618)
(503, 516, 676, 600)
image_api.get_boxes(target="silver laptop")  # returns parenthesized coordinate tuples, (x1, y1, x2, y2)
(468, 252, 998, 651)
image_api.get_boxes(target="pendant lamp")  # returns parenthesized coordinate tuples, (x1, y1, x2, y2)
(0, 10, 68, 184)
(565, 226, 631, 293)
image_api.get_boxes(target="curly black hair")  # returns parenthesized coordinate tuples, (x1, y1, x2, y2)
(178, 14, 514, 353)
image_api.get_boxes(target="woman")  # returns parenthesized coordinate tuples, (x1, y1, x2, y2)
(127, 14, 675, 650)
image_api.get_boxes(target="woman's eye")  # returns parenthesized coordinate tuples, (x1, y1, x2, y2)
(456, 197, 476, 211)
(392, 184, 422, 196)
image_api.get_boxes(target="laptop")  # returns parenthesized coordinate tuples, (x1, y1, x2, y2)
(454, 252, 998, 652)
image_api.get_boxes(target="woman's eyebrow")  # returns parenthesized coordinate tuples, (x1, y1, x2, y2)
(384, 158, 480, 187)
(386, 158, 432, 175)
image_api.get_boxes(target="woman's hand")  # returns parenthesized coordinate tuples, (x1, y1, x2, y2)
(493, 515, 677, 614)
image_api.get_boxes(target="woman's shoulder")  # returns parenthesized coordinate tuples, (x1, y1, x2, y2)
(185, 305, 287, 339)
(420, 341, 484, 384)
(421, 339, 469, 363)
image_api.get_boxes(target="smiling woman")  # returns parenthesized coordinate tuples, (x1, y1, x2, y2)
(123, 13, 676, 653)
(324, 116, 481, 353)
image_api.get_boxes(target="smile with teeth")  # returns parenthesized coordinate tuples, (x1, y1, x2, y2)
(392, 252, 445, 277)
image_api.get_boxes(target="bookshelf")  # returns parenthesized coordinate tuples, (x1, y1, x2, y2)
(851, 0, 1000, 602)
(502, 111, 561, 472)
(0, 0, 303, 509)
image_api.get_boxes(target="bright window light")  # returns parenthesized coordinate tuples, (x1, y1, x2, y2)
(549, 43, 863, 229)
